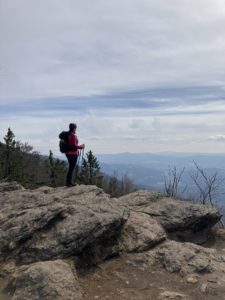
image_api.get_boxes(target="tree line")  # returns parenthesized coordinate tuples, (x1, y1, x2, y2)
(0, 128, 135, 197)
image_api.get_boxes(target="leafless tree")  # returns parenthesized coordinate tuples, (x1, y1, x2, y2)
(164, 166, 186, 198)
(190, 160, 225, 205)
(102, 171, 135, 198)
(120, 173, 134, 195)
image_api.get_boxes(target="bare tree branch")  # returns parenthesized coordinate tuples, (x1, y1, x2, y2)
(164, 166, 186, 198)
(190, 160, 225, 205)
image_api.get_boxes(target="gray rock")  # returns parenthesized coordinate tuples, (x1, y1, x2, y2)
(0, 184, 224, 299)
(119, 190, 221, 232)
(119, 190, 163, 207)
(148, 241, 225, 291)
(158, 291, 188, 299)
(0, 182, 24, 193)
(214, 228, 225, 240)
(0, 200, 66, 258)
(200, 283, 208, 294)
(150, 240, 217, 275)
(186, 274, 199, 284)
(8, 260, 81, 300)
(148, 240, 225, 298)
(0, 185, 129, 264)
(119, 211, 166, 252)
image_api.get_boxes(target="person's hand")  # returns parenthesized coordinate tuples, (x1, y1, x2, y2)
(81, 144, 85, 149)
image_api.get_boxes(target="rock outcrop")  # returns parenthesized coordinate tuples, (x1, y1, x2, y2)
(0, 183, 224, 300)
(119, 190, 222, 231)
(0, 185, 129, 264)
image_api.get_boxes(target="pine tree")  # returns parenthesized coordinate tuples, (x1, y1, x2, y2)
(3, 128, 16, 179)
(0, 142, 4, 179)
(79, 150, 102, 186)
(49, 150, 56, 187)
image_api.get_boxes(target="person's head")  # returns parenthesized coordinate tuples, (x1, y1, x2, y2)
(69, 123, 77, 132)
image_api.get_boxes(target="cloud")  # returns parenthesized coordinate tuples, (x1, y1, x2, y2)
(1, 85, 225, 117)
(208, 135, 225, 142)
(1, 0, 225, 102)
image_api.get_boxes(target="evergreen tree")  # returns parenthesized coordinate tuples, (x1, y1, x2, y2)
(53, 159, 67, 186)
(79, 150, 102, 186)
(0, 128, 66, 188)
(48, 150, 67, 187)
(12, 141, 34, 184)
(49, 150, 56, 187)
(2, 128, 16, 179)
(0, 142, 4, 179)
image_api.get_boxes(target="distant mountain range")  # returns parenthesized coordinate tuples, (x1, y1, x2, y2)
(97, 152, 225, 211)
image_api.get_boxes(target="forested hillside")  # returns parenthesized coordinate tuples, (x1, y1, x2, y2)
(0, 128, 67, 188)
(0, 128, 135, 196)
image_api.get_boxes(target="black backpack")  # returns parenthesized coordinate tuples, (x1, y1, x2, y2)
(59, 131, 70, 153)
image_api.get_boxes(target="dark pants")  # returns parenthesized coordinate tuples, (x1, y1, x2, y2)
(66, 154, 78, 186)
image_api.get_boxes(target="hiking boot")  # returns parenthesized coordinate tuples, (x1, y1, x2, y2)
(66, 183, 77, 188)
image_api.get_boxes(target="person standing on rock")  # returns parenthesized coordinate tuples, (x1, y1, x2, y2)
(66, 123, 85, 187)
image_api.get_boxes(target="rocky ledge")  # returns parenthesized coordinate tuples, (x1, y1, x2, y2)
(0, 182, 224, 300)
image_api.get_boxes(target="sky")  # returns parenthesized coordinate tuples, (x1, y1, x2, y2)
(1, 0, 225, 155)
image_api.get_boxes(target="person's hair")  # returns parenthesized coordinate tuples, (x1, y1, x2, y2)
(69, 123, 77, 132)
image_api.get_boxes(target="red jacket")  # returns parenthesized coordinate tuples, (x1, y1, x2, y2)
(66, 132, 83, 155)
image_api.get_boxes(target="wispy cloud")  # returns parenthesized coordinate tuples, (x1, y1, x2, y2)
(208, 135, 225, 142)
(1, 85, 225, 116)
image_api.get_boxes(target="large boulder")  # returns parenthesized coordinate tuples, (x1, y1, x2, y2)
(0, 185, 129, 264)
(119, 190, 221, 232)
(0, 201, 65, 258)
(7, 260, 81, 300)
(119, 211, 166, 252)
(150, 240, 217, 275)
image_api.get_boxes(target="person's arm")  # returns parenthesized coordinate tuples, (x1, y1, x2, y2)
(72, 134, 84, 150)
